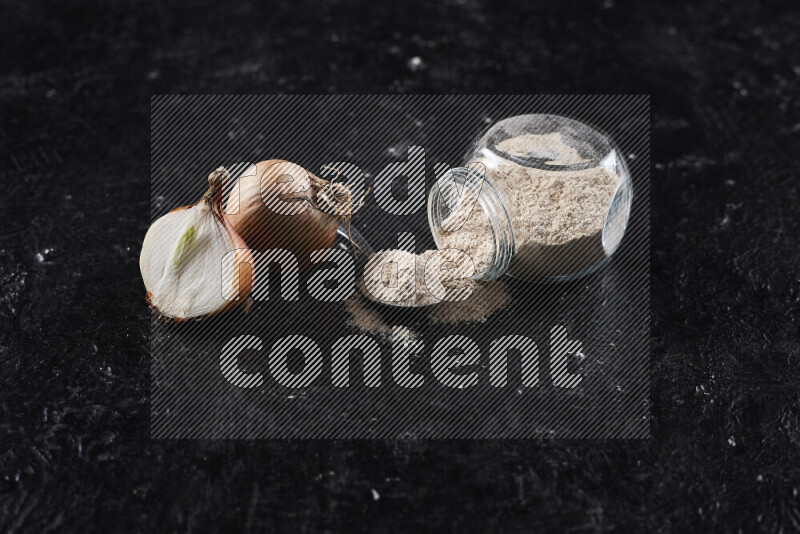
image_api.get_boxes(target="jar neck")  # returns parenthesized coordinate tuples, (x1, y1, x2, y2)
(428, 166, 514, 281)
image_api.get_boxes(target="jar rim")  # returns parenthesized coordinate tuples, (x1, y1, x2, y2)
(479, 113, 615, 172)
(485, 146, 600, 172)
(427, 166, 514, 281)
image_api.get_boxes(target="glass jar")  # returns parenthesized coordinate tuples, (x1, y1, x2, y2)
(428, 114, 632, 282)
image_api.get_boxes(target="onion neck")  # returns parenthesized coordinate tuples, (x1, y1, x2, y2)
(203, 167, 229, 219)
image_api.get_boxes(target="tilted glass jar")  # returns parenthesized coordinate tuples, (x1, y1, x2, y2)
(428, 114, 632, 282)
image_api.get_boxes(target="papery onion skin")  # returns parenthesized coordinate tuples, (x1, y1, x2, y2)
(224, 160, 339, 271)
(215, 214, 255, 316)
(140, 168, 254, 321)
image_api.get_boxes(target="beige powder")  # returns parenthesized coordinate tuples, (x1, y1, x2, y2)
(346, 240, 510, 334)
(439, 133, 620, 279)
(344, 292, 395, 339)
(497, 132, 588, 165)
(428, 280, 509, 324)
(345, 276, 509, 337)
(362, 248, 477, 307)
(436, 191, 495, 276)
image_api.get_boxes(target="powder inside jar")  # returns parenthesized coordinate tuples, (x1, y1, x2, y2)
(496, 132, 588, 165)
(436, 191, 495, 276)
(439, 132, 621, 279)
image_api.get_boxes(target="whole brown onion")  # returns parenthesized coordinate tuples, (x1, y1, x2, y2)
(224, 160, 342, 270)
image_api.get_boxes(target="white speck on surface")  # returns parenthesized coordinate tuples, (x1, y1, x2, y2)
(756, 474, 763, 482)
(407, 56, 424, 72)
(371, 489, 380, 501)
(46, 89, 57, 98)
(36, 248, 53, 263)
(147, 70, 160, 80)
(728, 436, 736, 447)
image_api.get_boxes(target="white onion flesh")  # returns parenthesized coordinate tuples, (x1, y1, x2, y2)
(140, 170, 253, 320)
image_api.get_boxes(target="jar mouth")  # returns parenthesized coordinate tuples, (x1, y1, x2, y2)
(486, 146, 600, 172)
(428, 166, 514, 281)
(478, 113, 614, 165)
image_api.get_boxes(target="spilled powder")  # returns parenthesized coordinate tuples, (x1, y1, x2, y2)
(344, 279, 509, 337)
(344, 292, 394, 339)
(427, 280, 509, 324)
(362, 248, 476, 308)
(345, 244, 510, 335)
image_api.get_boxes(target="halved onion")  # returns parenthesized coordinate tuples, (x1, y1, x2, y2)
(140, 168, 254, 320)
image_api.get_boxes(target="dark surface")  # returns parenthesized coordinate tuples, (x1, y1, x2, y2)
(1, 0, 798, 531)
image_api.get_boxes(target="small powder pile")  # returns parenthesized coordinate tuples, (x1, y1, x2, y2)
(362, 249, 477, 308)
(345, 276, 509, 337)
(345, 241, 510, 336)
(344, 292, 394, 338)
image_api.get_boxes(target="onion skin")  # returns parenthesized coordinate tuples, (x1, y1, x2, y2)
(224, 160, 339, 271)
(216, 214, 255, 316)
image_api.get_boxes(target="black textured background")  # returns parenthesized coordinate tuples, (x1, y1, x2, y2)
(1, 0, 798, 531)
